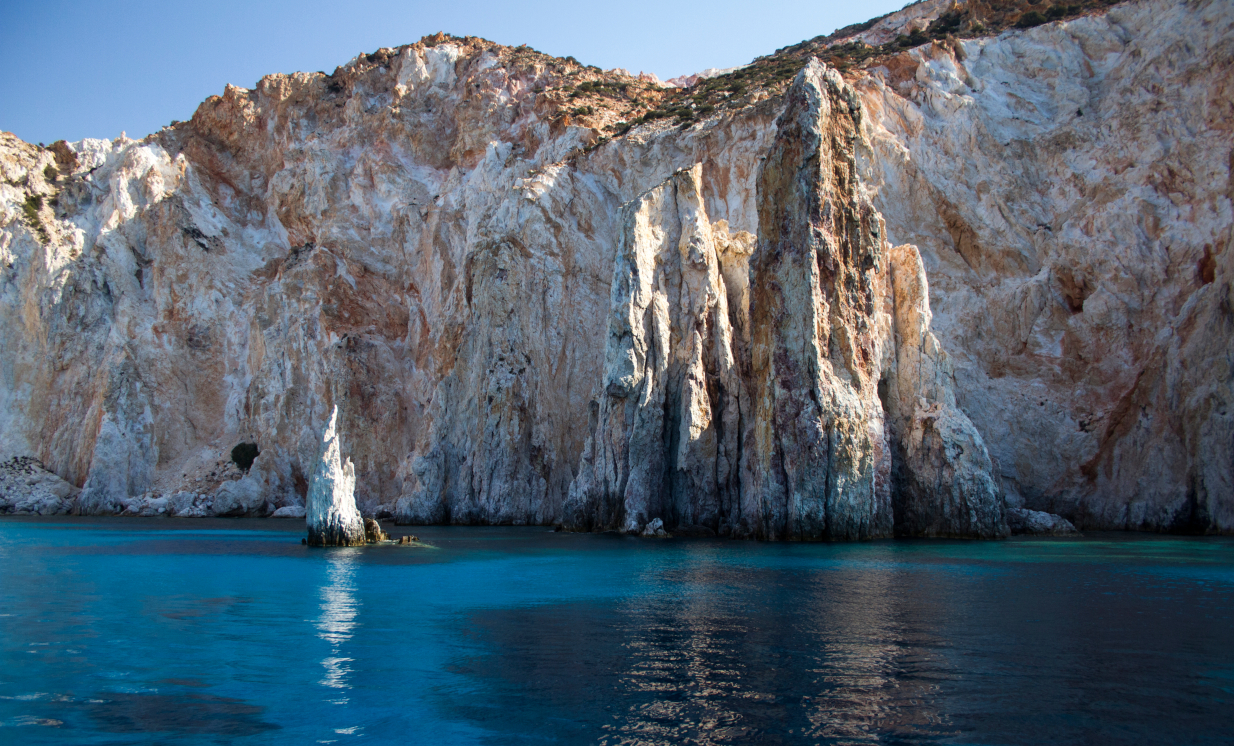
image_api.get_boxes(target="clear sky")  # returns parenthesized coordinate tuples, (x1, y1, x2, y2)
(1, 0, 907, 145)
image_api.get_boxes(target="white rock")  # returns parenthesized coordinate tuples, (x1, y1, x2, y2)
(212, 477, 265, 517)
(0, 457, 78, 515)
(857, 0, 1234, 532)
(306, 407, 365, 546)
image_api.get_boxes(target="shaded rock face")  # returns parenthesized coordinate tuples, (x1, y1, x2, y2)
(886, 244, 1007, 537)
(0, 0, 1228, 535)
(857, 0, 1234, 532)
(363, 517, 389, 542)
(306, 406, 365, 547)
(743, 64, 892, 540)
(1007, 507, 1078, 536)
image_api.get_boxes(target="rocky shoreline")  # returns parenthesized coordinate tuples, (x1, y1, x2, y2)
(0, 454, 1078, 537)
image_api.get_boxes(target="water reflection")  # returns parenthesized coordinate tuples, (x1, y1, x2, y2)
(5, 521, 1232, 745)
(83, 691, 279, 736)
(459, 546, 966, 745)
(800, 566, 954, 742)
(315, 552, 360, 701)
(602, 552, 763, 744)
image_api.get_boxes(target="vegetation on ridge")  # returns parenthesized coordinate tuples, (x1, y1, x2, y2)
(484, 0, 1125, 137)
(290, 0, 1127, 157)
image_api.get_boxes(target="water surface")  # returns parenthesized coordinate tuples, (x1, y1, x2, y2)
(1, 517, 1231, 744)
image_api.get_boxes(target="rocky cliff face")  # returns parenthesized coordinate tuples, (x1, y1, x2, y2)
(857, 0, 1234, 531)
(0, 0, 1229, 534)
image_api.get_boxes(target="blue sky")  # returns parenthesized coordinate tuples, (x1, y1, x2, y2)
(1, 0, 907, 145)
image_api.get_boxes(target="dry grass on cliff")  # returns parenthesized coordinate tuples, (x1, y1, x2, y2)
(515, 0, 1128, 137)
(257, 0, 1128, 157)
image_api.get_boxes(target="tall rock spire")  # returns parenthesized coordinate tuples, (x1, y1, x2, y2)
(306, 406, 366, 547)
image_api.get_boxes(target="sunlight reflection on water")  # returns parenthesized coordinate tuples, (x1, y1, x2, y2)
(316, 553, 359, 703)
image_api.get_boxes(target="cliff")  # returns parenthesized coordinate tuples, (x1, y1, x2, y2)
(0, 0, 1229, 534)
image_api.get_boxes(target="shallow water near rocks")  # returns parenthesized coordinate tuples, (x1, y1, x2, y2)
(1, 518, 1231, 745)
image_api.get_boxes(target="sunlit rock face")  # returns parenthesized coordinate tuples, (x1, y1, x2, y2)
(0, 0, 1228, 535)
(564, 163, 750, 536)
(307, 406, 365, 547)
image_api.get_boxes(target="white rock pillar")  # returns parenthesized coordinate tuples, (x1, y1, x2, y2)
(306, 406, 366, 547)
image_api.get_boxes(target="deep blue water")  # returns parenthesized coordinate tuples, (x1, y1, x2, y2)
(0, 518, 1231, 745)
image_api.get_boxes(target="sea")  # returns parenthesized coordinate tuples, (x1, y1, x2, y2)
(1, 517, 1231, 745)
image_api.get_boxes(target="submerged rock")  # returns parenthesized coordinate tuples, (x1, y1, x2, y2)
(306, 407, 366, 547)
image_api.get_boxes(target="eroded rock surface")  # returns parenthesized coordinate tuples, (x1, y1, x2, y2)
(886, 244, 1006, 537)
(565, 64, 1004, 539)
(0, 0, 1228, 535)
(1007, 507, 1079, 536)
(564, 163, 747, 535)
(0, 457, 78, 516)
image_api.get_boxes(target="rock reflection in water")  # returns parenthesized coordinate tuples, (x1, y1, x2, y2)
(601, 559, 953, 744)
(799, 567, 954, 743)
(84, 691, 279, 736)
(455, 547, 967, 745)
(315, 552, 360, 698)
(4, 522, 1232, 745)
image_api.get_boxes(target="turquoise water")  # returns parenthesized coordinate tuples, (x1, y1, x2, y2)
(1, 518, 1231, 745)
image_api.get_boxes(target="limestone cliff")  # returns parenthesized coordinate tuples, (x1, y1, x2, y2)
(565, 64, 1004, 539)
(857, 0, 1234, 531)
(0, 0, 1229, 535)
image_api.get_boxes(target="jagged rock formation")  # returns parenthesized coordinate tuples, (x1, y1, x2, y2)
(743, 64, 894, 541)
(886, 244, 1006, 537)
(306, 406, 366, 546)
(565, 65, 1005, 539)
(0, 0, 1229, 535)
(563, 163, 748, 535)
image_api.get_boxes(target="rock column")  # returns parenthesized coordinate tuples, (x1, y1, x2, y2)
(306, 406, 366, 547)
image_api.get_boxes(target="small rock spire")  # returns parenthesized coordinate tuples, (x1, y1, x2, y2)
(306, 406, 366, 547)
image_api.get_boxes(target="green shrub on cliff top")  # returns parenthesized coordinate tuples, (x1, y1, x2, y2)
(1016, 11, 1048, 28)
